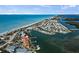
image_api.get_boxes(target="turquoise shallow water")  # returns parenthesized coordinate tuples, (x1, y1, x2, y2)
(0, 15, 79, 33)
(0, 15, 53, 33)
(0, 15, 79, 53)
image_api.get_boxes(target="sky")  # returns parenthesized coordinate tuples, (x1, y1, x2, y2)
(0, 5, 79, 14)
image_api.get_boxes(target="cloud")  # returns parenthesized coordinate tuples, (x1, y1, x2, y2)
(0, 5, 78, 14)
(0, 7, 18, 13)
(0, 8, 42, 14)
(61, 5, 77, 10)
(39, 5, 52, 8)
(68, 5, 77, 7)
(0, 5, 44, 14)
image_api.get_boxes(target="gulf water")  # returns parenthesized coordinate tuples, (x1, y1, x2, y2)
(0, 15, 53, 33)
(0, 15, 79, 34)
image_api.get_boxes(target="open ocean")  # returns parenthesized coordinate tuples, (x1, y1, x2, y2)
(0, 15, 79, 34)
(0, 15, 54, 34)
(0, 15, 79, 53)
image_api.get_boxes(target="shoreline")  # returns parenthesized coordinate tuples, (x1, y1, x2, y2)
(0, 17, 52, 36)
(0, 20, 40, 36)
(0, 16, 56, 36)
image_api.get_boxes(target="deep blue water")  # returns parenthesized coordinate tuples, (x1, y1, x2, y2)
(0, 15, 53, 33)
(59, 15, 79, 30)
(0, 15, 79, 33)
(0, 15, 79, 53)
(60, 15, 79, 18)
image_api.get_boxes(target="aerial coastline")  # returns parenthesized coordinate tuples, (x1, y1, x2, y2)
(0, 15, 79, 53)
